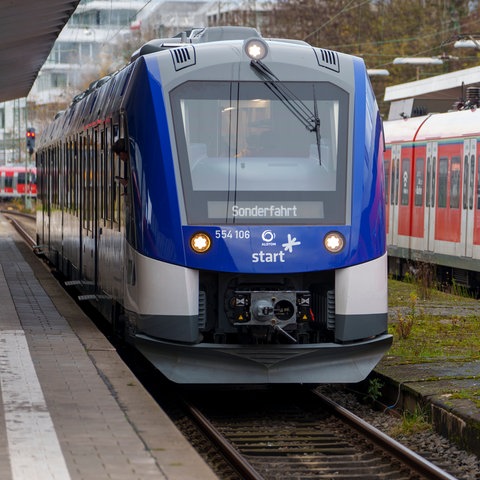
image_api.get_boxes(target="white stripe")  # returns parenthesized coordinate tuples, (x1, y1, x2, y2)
(0, 331, 71, 480)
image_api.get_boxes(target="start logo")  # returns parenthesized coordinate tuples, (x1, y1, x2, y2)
(252, 233, 301, 263)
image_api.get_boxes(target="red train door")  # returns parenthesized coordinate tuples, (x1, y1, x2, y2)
(425, 142, 437, 251)
(461, 138, 476, 257)
(411, 145, 426, 239)
(435, 141, 462, 244)
(474, 145, 480, 246)
(388, 144, 401, 246)
(384, 154, 391, 236)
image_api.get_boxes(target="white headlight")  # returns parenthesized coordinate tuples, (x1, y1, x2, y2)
(190, 232, 212, 253)
(324, 232, 345, 253)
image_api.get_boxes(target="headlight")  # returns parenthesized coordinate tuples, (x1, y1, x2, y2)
(324, 232, 345, 253)
(244, 38, 268, 60)
(190, 232, 212, 253)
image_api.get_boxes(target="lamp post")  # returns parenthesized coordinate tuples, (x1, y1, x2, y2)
(393, 57, 443, 80)
(454, 35, 480, 51)
(367, 69, 390, 77)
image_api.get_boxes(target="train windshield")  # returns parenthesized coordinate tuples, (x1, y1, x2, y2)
(170, 80, 349, 225)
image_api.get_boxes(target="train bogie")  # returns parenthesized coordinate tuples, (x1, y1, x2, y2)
(36, 27, 391, 384)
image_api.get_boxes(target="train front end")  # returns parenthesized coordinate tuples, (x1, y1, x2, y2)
(124, 29, 392, 383)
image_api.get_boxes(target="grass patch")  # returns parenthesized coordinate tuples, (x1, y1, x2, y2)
(449, 388, 480, 409)
(388, 314, 480, 361)
(389, 407, 431, 437)
(387, 279, 480, 362)
(388, 278, 475, 308)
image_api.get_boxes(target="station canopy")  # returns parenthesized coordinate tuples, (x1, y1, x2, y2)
(0, 0, 80, 103)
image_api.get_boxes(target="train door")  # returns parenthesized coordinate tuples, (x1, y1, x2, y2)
(45, 149, 53, 250)
(93, 128, 99, 290)
(461, 138, 476, 257)
(425, 142, 437, 251)
(81, 132, 96, 283)
(388, 143, 401, 245)
(37, 151, 50, 247)
(384, 156, 390, 237)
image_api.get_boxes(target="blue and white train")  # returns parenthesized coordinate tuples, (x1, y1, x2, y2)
(36, 26, 391, 384)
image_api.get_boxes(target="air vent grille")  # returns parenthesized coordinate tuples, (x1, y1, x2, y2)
(170, 46, 196, 71)
(315, 48, 340, 73)
(326, 289, 335, 330)
(198, 290, 207, 329)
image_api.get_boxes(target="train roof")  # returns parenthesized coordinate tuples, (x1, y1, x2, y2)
(40, 26, 364, 148)
(383, 116, 429, 144)
(384, 108, 480, 144)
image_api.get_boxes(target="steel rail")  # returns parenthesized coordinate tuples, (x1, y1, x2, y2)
(315, 390, 458, 480)
(2, 212, 36, 248)
(183, 400, 264, 480)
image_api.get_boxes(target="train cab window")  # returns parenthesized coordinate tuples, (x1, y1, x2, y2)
(171, 80, 349, 225)
(414, 158, 424, 207)
(400, 159, 410, 206)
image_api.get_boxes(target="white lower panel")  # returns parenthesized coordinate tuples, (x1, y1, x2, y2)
(335, 253, 388, 316)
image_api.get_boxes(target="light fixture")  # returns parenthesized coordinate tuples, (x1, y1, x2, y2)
(454, 38, 480, 50)
(244, 38, 268, 61)
(367, 69, 390, 77)
(190, 232, 212, 253)
(393, 57, 443, 65)
(324, 232, 345, 253)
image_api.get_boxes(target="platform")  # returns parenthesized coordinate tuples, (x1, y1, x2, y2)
(0, 213, 218, 480)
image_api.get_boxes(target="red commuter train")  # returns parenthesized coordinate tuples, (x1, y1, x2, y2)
(0, 166, 37, 200)
(384, 108, 480, 289)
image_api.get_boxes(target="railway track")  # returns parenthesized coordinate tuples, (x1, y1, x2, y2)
(1, 209, 36, 247)
(179, 387, 458, 480)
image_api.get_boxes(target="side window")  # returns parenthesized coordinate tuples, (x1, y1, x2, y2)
(414, 158, 424, 207)
(394, 158, 399, 205)
(463, 153, 469, 209)
(469, 153, 475, 210)
(113, 123, 121, 227)
(390, 158, 396, 205)
(438, 157, 448, 208)
(384, 160, 390, 206)
(450, 156, 460, 209)
(105, 126, 113, 226)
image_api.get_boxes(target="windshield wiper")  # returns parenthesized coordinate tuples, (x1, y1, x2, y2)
(250, 59, 321, 164)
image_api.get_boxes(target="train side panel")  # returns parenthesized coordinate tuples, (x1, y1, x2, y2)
(385, 109, 480, 287)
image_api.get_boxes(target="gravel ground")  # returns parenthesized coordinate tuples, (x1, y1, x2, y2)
(318, 385, 480, 480)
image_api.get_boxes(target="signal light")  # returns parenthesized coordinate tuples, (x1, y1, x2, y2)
(26, 127, 36, 154)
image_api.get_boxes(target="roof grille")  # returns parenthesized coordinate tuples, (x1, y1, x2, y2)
(315, 48, 340, 72)
(170, 46, 196, 71)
